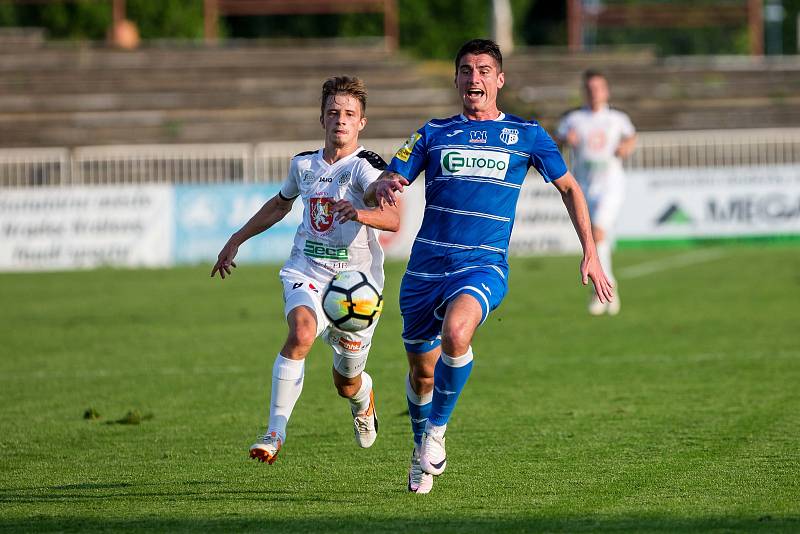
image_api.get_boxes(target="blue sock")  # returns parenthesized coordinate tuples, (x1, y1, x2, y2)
(406, 375, 432, 446)
(428, 348, 474, 427)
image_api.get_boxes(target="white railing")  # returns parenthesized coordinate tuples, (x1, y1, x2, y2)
(627, 128, 800, 169)
(2, 129, 799, 188)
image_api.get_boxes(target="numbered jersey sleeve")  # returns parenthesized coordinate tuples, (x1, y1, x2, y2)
(386, 128, 428, 184)
(279, 157, 301, 200)
(530, 126, 568, 182)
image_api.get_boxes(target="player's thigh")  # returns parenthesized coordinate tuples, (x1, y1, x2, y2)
(399, 274, 445, 354)
(280, 271, 330, 338)
(440, 293, 484, 351)
(435, 267, 508, 328)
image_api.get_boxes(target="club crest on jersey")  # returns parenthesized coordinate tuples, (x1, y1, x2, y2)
(301, 170, 316, 185)
(337, 171, 351, 185)
(499, 128, 519, 145)
(469, 130, 487, 144)
(309, 196, 334, 234)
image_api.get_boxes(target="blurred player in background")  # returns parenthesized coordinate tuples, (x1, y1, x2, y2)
(212, 76, 398, 464)
(556, 69, 636, 315)
(365, 39, 613, 494)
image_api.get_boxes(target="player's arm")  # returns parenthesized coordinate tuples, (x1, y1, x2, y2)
(551, 171, 614, 303)
(363, 170, 410, 209)
(364, 129, 426, 208)
(615, 133, 637, 159)
(211, 193, 296, 279)
(331, 200, 400, 232)
(554, 112, 578, 149)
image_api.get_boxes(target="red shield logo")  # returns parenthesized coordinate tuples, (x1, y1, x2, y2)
(309, 197, 334, 233)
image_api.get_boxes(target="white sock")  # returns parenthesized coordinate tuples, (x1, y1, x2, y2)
(349, 372, 373, 415)
(267, 354, 305, 443)
(596, 239, 615, 284)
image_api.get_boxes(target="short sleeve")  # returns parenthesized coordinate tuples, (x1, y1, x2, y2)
(354, 155, 385, 193)
(386, 127, 428, 184)
(279, 157, 300, 200)
(555, 113, 572, 140)
(530, 126, 568, 183)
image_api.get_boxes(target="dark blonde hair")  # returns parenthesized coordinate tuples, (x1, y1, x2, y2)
(320, 76, 367, 118)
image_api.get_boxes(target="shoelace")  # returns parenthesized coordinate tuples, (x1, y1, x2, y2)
(260, 434, 279, 447)
(354, 415, 373, 434)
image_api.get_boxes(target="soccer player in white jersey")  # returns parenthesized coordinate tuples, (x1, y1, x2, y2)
(365, 39, 613, 494)
(211, 76, 399, 464)
(556, 69, 636, 315)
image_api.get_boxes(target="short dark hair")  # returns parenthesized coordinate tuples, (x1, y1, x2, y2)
(583, 69, 606, 83)
(320, 76, 367, 118)
(454, 39, 503, 73)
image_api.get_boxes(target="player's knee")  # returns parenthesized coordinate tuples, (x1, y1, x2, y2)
(285, 324, 316, 353)
(441, 323, 474, 355)
(409, 367, 434, 393)
(335, 382, 359, 398)
(332, 369, 360, 398)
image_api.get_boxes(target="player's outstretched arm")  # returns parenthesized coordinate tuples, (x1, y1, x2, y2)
(551, 172, 614, 303)
(331, 199, 399, 232)
(211, 193, 295, 279)
(363, 170, 409, 209)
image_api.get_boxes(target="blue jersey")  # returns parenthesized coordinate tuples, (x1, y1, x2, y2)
(387, 113, 568, 278)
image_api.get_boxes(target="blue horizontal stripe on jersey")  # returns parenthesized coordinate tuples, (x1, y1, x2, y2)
(414, 237, 506, 253)
(426, 204, 511, 222)
(430, 176, 522, 189)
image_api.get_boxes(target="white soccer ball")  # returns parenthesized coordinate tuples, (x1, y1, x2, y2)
(322, 271, 383, 332)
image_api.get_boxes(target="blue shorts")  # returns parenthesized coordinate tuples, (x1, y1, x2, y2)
(400, 267, 508, 353)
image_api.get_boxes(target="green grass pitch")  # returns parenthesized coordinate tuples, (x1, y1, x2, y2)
(1, 245, 798, 532)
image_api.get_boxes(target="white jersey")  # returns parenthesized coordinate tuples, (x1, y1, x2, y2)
(556, 105, 635, 194)
(279, 146, 387, 288)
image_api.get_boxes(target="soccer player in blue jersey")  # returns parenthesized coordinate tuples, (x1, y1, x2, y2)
(364, 39, 614, 494)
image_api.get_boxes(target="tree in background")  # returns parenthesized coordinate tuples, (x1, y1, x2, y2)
(0, 0, 797, 56)
(0, 0, 204, 40)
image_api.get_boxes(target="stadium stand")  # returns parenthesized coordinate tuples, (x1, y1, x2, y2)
(1, 42, 800, 148)
(0, 42, 457, 148)
(502, 48, 800, 131)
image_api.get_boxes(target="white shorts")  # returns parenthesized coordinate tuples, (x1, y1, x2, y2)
(581, 176, 625, 232)
(279, 268, 379, 378)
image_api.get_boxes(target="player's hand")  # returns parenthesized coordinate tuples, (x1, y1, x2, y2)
(331, 199, 359, 224)
(580, 253, 614, 303)
(211, 240, 238, 279)
(566, 129, 580, 147)
(375, 175, 409, 208)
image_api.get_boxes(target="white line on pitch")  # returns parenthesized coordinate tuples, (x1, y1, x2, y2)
(617, 247, 728, 280)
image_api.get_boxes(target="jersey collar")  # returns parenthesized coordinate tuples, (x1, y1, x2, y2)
(459, 112, 505, 122)
(317, 145, 364, 167)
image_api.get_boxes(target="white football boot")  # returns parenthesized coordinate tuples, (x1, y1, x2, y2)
(352, 389, 378, 448)
(588, 293, 608, 316)
(419, 425, 447, 475)
(408, 446, 434, 494)
(249, 431, 282, 464)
